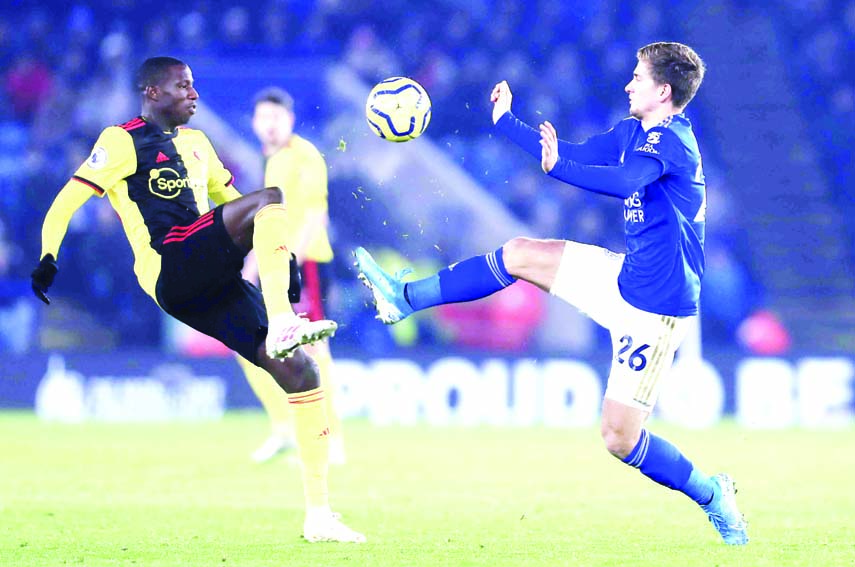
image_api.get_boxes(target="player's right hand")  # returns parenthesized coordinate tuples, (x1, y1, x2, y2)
(31, 254, 58, 305)
(490, 80, 513, 124)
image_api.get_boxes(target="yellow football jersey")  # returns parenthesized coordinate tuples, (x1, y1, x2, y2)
(70, 116, 237, 299)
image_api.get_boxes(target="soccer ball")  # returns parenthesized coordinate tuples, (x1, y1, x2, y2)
(365, 77, 431, 142)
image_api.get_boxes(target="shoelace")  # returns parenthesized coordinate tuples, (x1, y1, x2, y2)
(707, 509, 746, 530)
(707, 511, 727, 529)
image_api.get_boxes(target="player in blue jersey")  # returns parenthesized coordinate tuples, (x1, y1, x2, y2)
(355, 42, 748, 545)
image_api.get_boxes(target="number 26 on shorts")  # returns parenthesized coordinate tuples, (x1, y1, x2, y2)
(616, 335, 650, 371)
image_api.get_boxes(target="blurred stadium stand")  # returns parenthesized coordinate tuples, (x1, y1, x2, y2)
(1, 0, 852, 358)
(678, 1, 855, 352)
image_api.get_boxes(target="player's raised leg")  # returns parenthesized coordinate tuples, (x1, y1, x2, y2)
(224, 189, 337, 359)
(354, 238, 564, 324)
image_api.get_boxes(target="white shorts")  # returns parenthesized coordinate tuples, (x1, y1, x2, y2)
(549, 241, 694, 411)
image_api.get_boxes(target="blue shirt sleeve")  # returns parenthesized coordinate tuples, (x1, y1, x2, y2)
(495, 111, 623, 165)
(547, 153, 664, 199)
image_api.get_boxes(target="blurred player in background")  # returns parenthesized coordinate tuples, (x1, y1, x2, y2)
(30, 56, 364, 543)
(237, 87, 346, 465)
(355, 42, 748, 545)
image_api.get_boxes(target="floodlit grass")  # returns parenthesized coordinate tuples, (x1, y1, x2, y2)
(1, 411, 853, 566)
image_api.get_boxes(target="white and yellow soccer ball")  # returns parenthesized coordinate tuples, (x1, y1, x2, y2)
(365, 77, 431, 142)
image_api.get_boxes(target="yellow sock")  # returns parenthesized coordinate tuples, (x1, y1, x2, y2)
(253, 204, 293, 318)
(236, 355, 291, 437)
(288, 387, 330, 509)
(310, 343, 342, 440)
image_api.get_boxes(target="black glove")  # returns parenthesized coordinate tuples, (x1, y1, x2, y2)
(31, 254, 58, 305)
(288, 253, 302, 303)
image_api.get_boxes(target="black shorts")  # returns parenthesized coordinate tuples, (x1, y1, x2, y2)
(293, 260, 331, 321)
(155, 206, 267, 363)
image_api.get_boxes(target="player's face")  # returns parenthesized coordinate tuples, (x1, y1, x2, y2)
(153, 65, 198, 128)
(252, 101, 294, 149)
(625, 60, 666, 120)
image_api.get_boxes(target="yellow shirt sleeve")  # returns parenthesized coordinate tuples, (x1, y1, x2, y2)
(203, 134, 238, 204)
(210, 184, 242, 205)
(72, 126, 137, 197)
(40, 180, 95, 260)
(41, 126, 137, 260)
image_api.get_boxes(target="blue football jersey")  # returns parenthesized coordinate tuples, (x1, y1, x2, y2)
(616, 114, 706, 316)
(495, 110, 706, 316)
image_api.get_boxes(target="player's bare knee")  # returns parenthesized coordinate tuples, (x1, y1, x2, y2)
(259, 186, 285, 207)
(600, 424, 636, 459)
(501, 237, 534, 276)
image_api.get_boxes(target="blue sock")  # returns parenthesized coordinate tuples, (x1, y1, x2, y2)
(405, 248, 516, 311)
(623, 429, 715, 505)
(683, 468, 716, 506)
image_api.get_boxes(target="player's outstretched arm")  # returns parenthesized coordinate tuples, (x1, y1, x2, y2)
(540, 121, 662, 199)
(31, 181, 94, 304)
(491, 82, 622, 166)
(490, 80, 544, 158)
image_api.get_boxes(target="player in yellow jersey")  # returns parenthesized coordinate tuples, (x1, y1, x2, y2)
(29, 56, 364, 543)
(235, 87, 347, 465)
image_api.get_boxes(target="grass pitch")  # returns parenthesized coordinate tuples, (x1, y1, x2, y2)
(1, 411, 853, 566)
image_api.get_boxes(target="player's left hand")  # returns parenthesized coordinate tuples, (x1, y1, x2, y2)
(539, 121, 559, 173)
(288, 253, 302, 303)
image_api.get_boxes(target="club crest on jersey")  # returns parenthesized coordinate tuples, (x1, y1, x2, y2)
(148, 167, 203, 199)
(646, 131, 662, 144)
(87, 147, 108, 170)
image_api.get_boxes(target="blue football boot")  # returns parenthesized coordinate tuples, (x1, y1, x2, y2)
(353, 247, 414, 324)
(700, 473, 749, 545)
